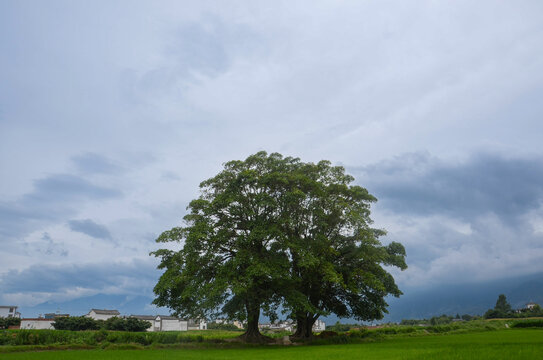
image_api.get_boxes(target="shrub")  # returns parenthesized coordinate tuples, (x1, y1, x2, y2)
(0, 317, 21, 329)
(511, 320, 543, 328)
(207, 322, 241, 331)
(103, 317, 151, 332)
(53, 317, 100, 331)
(348, 329, 369, 338)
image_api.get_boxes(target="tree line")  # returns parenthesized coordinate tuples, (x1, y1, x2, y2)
(152, 152, 407, 342)
(484, 294, 542, 319)
(400, 294, 542, 324)
(52, 316, 151, 332)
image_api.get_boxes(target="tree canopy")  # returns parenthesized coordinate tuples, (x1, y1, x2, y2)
(484, 294, 513, 319)
(152, 152, 406, 342)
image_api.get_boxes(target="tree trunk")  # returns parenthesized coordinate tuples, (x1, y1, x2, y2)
(238, 299, 273, 343)
(290, 313, 317, 340)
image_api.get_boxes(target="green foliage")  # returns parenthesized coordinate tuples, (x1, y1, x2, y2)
(103, 317, 152, 332)
(516, 304, 543, 317)
(0, 329, 242, 347)
(326, 322, 360, 332)
(152, 152, 300, 337)
(0, 317, 21, 329)
(207, 322, 242, 331)
(52, 316, 101, 331)
(484, 294, 514, 319)
(51, 316, 151, 332)
(429, 314, 453, 325)
(152, 151, 407, 341)
(511, 319, 543, 328)
(495, 294, 512, 313)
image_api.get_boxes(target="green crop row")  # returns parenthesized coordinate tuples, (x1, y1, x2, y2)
(0, 329, 241, 347)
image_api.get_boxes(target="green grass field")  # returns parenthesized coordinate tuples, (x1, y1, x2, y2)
(2, 329, 542, 360)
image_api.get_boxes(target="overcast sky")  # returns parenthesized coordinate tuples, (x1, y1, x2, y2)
(1, 1, 543, 311)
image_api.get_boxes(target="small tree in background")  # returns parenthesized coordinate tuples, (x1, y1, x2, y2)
(0, 317, 21, 329)
(484, 294, 513, 319)
(495, 294, 512, 314)
(104, 317, 151, 332)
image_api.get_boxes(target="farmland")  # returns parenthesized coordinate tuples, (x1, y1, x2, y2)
(1, 325, 542, 360)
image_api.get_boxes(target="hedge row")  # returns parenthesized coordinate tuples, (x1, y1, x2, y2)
(0, 329, 220, 346)
(511, 319, 543, 328)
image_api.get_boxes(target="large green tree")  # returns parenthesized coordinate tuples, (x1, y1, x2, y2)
(275, 160, 407, 338)
(152, 152, 406, 342)
(152, 152, 296, 342)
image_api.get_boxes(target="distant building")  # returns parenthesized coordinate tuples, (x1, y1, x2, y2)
(526, 302, 537, 310)
(0, 306, 20, 318)
(259, 320, 294, 332)
(130, 315, 205, 332)
(20, 318, 54, 330)
(313, 319, 326, 332)
(44, 313, 69, 319)
(160, 316, 189, 331)
(214, 318, 244, 329)
(86, 309, 120, 321)
(232, 320, 244, 329)
(188, 318, 207, 330)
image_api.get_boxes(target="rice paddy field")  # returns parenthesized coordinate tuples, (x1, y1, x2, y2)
(1, 328, 542, 360)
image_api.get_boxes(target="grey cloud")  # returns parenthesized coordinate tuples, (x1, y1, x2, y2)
(30, 174, 121, 202)
(0, 173, 122, 239)
(353, 153, 543, 221)
(40, 232, 68, 257)
(72, 153, 122, 175)
(0, 259, 159, 296)
(68, 219, 111, 239)
(350, 152, 543, 287)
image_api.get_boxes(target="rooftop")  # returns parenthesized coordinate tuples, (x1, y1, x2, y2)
(90, 309, 120, 315)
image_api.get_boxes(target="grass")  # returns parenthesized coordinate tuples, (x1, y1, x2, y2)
(1, 329, 542, 359)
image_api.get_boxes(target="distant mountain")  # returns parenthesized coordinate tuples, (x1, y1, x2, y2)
(322, 272, 543, 325)
(381, 272, 543, 322)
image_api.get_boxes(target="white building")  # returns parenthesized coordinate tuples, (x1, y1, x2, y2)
(85, 309, 120, 321)
(159, 316, 189, 331)
(0, 306, 20, 318)
(312, 319, 326, 332)
(130, 315, 204, 332)
(20, 318, 54, 330)
(188, 318, 207, 330)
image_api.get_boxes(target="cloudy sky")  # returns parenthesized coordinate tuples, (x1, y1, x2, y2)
(1, 1, 543, 315)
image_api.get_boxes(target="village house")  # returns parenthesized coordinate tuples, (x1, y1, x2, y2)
(188, 318, 207, 330)
(0, 306, 21, 318)
(85, 309, 120, 321)
(130, 315, 206, 331)
(525, 302, 537, 310)
(159, 316, 189, 331)
(313, 319, 326, 332)
(258, 319, 325, 333)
